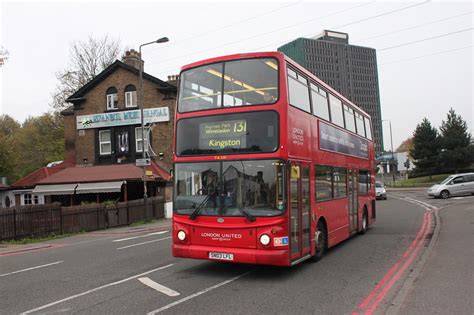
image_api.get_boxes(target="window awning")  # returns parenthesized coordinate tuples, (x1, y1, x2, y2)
(75, 181, 124, 194)
(32, 184, 78, 195)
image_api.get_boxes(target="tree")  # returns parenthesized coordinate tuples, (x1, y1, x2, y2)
(439, 108, 473, 173)
(51, 35, 121, 112)
(410, 118, 440, 178)
(0, 115, 20, 182)
(14, 113, 65, 178)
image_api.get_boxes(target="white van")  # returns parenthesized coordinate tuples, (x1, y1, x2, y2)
(427, 172, 474, 199)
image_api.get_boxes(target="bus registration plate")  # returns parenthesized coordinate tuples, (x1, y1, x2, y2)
(209, 252, 234, 261)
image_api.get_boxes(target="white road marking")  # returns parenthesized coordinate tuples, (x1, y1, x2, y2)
(20, 264, 174, 315)
(147, 270, 253, 314)
(0, 261, 64, 277)
(116, 237, 172, 250)
(138, 277, 180, 297)
(113, 231, 169, 242)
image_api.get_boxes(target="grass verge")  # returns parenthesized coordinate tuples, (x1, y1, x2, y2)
(392, 174, 450, 188)
(129, 219, 158, 227)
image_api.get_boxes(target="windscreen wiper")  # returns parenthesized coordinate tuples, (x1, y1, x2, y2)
(189, 195, 210, 220)
(237, 207, 256, 222)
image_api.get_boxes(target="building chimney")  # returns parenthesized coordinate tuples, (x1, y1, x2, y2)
(122, 49, 144, 70)
(167, 74, 179, 87)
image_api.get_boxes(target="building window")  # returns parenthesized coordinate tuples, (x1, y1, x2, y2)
(99, 130, 112, 155)
(135, 127, 149, 153)
(117, 131, 129, 154)
(125, 85, 137, 108)
(23, 193, 33, 205)
(106, 87, 118, 110)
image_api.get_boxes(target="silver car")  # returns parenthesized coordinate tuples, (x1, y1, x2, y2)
(427, 172, 474, 199)
(375, 181, 387, 200)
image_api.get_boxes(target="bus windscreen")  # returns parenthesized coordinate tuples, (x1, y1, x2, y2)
(178, 58, 279, 113)
(176, 111, 279, 156)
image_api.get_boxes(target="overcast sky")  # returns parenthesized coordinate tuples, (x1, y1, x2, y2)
(1, 0, 472, 151)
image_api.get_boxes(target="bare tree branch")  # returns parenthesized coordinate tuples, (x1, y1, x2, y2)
(51, 35, 122, 112)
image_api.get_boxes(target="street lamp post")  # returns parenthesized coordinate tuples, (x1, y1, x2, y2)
(139, 37, 169, 218)
(383, 119, 396, 184)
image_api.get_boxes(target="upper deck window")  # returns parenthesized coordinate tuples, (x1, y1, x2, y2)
(178, 58, 279, 113)
(364, 116, 373, 140)
(311, 83, 330, 121)
(288, 69, 311, 113)
(329, 94, 344, 128)
(343, 104, 356, 133)
(355, 112, 366, 137)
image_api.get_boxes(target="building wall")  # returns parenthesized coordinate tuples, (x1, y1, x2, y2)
(64, 67, 176, 167)
(279, 37, 384, 156)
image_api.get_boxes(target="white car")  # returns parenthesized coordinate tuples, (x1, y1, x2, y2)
(375, 181, 387, 200)
(427, 173, 474, 199)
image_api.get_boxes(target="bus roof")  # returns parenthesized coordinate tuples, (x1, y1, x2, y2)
(179, 51, 371, 119)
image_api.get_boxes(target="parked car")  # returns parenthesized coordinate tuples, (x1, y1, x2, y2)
(375, 181, 387, 200)
(427, 172, 474, 199)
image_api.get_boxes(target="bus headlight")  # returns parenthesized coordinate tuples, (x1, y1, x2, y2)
(259, 234, 271, 246)
(177, 230, 186, 241)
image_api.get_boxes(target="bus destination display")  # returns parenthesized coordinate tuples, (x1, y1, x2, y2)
(199, 119, 247, 150)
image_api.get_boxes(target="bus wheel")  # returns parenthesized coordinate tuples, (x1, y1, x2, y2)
(360, 209, 368, 235)
(311, 221, 327, 262)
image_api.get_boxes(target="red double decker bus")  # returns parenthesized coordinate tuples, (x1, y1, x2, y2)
(172, 52, 375, 266)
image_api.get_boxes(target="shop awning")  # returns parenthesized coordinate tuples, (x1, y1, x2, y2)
(75, 181, 125, 194)
(32, 184, 78, 195)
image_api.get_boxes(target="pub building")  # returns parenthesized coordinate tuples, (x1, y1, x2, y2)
(9, 50, 177, 207)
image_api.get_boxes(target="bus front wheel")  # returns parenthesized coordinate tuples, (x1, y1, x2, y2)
(311, 221, 327, 262)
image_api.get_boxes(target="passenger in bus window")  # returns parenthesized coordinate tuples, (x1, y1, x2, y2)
(264, 92, 276, 103)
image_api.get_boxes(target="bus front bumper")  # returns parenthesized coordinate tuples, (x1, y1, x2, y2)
(173, 244, 289, 266)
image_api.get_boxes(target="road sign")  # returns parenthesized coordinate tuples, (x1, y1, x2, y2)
(136, 158, 151, 167)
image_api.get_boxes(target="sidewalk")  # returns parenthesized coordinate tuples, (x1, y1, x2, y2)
(398, 202, 474, 314)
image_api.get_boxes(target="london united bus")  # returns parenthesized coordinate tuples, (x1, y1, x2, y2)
(172, 52, 376, 267)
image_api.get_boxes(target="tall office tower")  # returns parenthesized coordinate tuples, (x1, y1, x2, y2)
(278, 30, 384, 156)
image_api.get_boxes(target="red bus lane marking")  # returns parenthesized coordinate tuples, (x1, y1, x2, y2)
(364, 212, 432, 315)
(356, 211, 429, 310)
(354, 210, 432, 314)
(0, 244, 64, 257)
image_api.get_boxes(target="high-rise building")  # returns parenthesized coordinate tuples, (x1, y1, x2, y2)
(278, 30, 384, 156)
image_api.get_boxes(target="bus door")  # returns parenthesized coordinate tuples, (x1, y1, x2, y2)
(289, 162, 312, 262)
(348, 169, 359, 234)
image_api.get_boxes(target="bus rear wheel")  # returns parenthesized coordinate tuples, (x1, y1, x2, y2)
(311, 221, 327, 262)
(360, 209, 368, 235)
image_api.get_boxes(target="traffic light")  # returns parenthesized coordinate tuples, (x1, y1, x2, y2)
(404, 159, 410, 169)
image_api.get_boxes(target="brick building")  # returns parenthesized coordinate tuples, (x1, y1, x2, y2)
(10, 50, 177, 205)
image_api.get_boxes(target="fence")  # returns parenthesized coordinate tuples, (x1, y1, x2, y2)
(0, 197, 165, 241)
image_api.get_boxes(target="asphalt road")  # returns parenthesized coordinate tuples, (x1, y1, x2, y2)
(1, 191, 471, 314)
